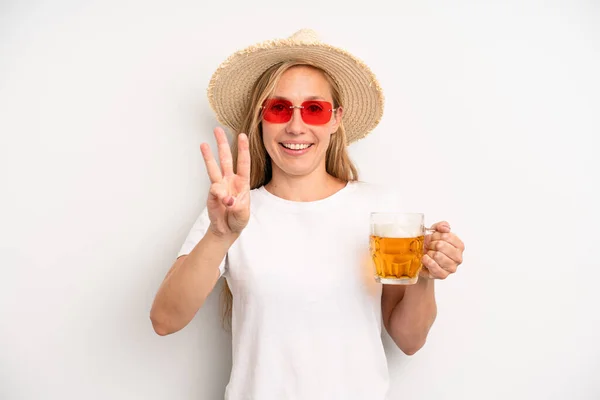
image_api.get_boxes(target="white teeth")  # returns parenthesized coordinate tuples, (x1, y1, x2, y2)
(282, 143, 310, 150)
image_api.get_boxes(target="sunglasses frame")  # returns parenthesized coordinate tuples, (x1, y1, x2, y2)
(260, 98, 339, 126)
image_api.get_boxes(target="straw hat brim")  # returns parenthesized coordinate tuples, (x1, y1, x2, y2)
(207, 34, 384, 145)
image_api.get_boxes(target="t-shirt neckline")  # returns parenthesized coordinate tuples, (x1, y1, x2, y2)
(256, 180, 358, 212)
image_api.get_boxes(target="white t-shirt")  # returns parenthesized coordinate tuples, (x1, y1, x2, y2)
(178, 180, 401, 400)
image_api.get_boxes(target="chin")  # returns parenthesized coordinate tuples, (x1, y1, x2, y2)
(278, 164, 316, 177)
(267, 143, 326, 177)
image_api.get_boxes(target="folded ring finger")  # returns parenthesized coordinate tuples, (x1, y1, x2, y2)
(427, 250, 457, 273)
(429, 240, 463, 264)
(422, 253, 449, 279)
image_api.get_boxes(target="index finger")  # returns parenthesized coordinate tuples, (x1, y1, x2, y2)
(424, 221, 450, 248)
(430, 221, 451, 233)
(236, 133, 251, 181)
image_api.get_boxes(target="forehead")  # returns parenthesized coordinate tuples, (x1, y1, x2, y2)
(272, 66, 332, 100)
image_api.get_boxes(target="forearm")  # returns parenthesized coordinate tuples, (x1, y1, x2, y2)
(150, 230, 237, 335)
(387, 278, 437, 355)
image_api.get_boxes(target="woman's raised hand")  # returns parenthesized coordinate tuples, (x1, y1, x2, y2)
(200, 127, 251, 237)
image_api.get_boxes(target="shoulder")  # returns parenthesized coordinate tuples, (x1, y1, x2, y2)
(347, 180, 393, 198)
(347, 180, 402, 212)
(348, 180, 382, 194)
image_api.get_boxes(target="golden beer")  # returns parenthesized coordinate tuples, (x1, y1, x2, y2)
(370, 212, 426, 285)
(370, 235, 424, 284)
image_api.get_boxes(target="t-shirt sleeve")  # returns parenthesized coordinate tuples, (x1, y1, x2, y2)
(177, 206, 228, 277)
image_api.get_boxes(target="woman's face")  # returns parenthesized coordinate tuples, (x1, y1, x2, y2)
(261, 66, 343, 180)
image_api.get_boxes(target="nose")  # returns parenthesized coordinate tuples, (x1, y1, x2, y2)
(285, 107, 306, 135)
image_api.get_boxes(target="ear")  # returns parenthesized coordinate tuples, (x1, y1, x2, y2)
(331, 106, 343, 133)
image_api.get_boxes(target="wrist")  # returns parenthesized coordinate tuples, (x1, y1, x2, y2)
(206, 227, 240, 246)
(403, 275, 436, 300)
(414, 274, 435, 290)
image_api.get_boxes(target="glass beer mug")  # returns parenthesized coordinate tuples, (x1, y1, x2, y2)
(369, 213, 431, 285)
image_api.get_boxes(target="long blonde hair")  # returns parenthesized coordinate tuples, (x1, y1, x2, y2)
(220, 60, 359, 328)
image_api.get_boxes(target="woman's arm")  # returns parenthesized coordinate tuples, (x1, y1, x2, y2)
(150, 230, 238, 336)
(380, 279, 437, 355)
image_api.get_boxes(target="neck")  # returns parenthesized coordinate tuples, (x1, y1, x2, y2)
(265, 167, 347, 202)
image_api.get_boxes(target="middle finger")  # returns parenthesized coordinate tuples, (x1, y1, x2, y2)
(428, 240, 463, 264)
(428, 232, 464, 250)
(427, 250, 458, 273)
(422, 254, 449, 279)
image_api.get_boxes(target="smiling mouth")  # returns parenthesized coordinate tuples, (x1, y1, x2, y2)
(280, 143, 313, 150)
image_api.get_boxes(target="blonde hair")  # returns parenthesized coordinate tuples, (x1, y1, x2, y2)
(220, 60, 359, 328)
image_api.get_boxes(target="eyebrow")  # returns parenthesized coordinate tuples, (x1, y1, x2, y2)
(271, 95, 329, 101)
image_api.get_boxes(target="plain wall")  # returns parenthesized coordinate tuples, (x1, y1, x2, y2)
(1, 1, 599, 399)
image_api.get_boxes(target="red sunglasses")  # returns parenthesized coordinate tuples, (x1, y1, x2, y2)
(261, 98, 337, 125)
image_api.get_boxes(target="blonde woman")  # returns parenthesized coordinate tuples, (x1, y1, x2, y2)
(150, 29, 465, 400)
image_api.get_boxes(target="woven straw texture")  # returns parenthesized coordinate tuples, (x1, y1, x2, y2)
(207, 29, 384, 145)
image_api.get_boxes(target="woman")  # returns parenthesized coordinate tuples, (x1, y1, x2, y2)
(150, 29, 465, 400)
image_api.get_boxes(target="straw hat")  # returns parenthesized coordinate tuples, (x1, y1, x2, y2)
(207, 29, 384, 145)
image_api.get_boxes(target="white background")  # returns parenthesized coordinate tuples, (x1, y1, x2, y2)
(1, 1, 599, 399)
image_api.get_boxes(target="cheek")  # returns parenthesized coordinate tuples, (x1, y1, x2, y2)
(261, 133, 283, 162)
(262, 139, 276, 159)
(316, 129, 333, 147)
(261, 125, 277, 147)
(261, 124, 273, 140)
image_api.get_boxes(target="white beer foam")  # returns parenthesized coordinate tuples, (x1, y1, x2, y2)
(373, 223, 422, 238)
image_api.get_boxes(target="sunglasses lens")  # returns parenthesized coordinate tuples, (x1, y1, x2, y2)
(262, 99, 334, 125)
(301, 101, 332, 125)
(263, 99, 292, 123)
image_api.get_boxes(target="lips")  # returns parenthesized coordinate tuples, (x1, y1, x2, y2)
(279, 142, 313, 155)
(280, 142, 313, 150)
